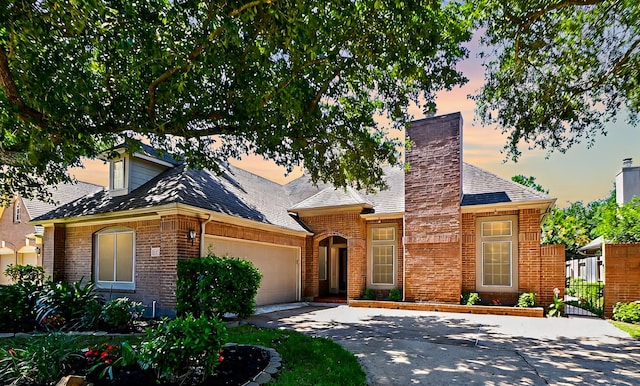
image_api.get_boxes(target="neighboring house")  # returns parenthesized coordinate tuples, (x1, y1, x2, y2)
(31, 113, 563, 315)
(0, 181, 103, 284)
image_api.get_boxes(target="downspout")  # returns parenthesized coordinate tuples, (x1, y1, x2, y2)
(199, 214, 213, 257)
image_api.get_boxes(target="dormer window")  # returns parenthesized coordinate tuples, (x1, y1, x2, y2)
(113, 159, 125, 190)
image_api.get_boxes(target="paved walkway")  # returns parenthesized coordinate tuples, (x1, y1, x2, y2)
(246, 304, 640, 385)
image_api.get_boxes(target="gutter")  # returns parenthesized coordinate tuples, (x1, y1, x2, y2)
(199, 214, 213, 257)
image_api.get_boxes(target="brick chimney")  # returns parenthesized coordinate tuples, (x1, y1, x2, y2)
(404, 112, 462, 303)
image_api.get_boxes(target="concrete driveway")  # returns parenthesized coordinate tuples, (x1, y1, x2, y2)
(246, 304, 640, 385)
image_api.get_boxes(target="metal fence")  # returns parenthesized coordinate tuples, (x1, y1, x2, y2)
(564, 277, 604, 318)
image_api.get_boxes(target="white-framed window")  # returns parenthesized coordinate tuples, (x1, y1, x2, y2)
(318, 246, 328, 281)
(476, 216, 518, 292)
(13, 200, 21, 223)
(94, 227, 135, 290)
(369, 225, 396, 287)
(112, 159, 125, 190)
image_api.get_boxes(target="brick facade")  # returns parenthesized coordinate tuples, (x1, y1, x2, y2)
(404, 113, 462, 302)
(603, 243, 640, 318)
(461, 210, 565, 306)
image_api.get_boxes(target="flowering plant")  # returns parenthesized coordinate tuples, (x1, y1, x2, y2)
(85, 342, 136, 381)
(40, 314, 66, 330)
(547, 287, 564, 317)
(491, 299, 502, 306)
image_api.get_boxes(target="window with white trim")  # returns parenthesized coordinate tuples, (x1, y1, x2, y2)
(95, 227, 135, 290)
(476, 216, 518, 292)
(112, 160, 125, 190)
(370, 226, 396, 286)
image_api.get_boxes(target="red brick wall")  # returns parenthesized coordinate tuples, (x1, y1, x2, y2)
(539, 244, 565, 308)
(604, 243, 640, 318)
(404, 113, 462, 303)
(300, 211, 367, 300)
(0, 198, 36, 253)
(461, 209, 564, 306)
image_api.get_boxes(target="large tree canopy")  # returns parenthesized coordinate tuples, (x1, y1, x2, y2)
(471, 0, 640, 161)
(0, 0, 471, 203)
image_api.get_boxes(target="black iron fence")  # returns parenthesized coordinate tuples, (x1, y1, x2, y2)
(565, 277, 605, 317)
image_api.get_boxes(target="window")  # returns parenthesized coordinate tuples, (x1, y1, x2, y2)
(318, 246, 328, 281)
(95, 228, 135, 290)
(476, 216, 518, 292)
(13, 200, 21, 223)
(113, 160, 125, 190)
(369, 226, 396, 286)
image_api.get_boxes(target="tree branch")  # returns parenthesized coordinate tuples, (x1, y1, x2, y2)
(0, 46, 47, 128)
(514, 0, 605, 60)
(147, 0, 271, 121)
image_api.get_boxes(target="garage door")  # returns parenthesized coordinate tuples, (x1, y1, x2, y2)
(204, 236, 300, 305)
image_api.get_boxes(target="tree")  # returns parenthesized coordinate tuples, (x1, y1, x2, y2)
(511, 174, 548, 194)
(0, 0, 471, 203)
(594, 197, 640, 243)
(470, 0, 640, 161)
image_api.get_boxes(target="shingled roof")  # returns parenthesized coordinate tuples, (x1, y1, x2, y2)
(32, 158, 551, 232)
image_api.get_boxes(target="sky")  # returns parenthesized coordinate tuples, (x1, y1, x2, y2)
(70, 37, 640, 207)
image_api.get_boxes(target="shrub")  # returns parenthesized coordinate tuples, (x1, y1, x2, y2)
(461, 292, 481, 305)
(0, 265, 48, 332)
(516, 292, 536, 308)
(99, 298, 144, 332)
(0, 285, 33, 332)
(0, 333, 84, 385)
(176, 255, 262, 319)
(137, 314, 228, 384)
(613, 301, 640, 323)
(36, 280, 103, 330)
(388, 288, 402, 302)
(362, 288, 375, 300)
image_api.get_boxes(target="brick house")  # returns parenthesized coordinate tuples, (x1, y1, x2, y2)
(0, 181, 102, 284)
(31, 112, 564, 315)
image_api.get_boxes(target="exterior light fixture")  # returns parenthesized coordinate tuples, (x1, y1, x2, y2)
(188, 229, 196, 245)
(35, 246, 41, 255)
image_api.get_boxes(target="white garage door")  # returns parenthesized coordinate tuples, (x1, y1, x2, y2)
(204, 236, 300, 305)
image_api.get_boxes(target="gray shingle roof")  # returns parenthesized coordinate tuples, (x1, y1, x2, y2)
(32, 164, 309, 233)
(461, 163, 551, 206)
(23, 181, 104, 220)
(32, 157, 551, 232)
(289, 186, 372, 211)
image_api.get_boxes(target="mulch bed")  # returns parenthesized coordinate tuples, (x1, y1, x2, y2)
(89, 345, 271, 386)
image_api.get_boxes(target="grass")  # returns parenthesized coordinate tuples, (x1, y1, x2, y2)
(0, 325, 365, 386)
(228, 324, 366, 385)
(611, 321, 640, 340)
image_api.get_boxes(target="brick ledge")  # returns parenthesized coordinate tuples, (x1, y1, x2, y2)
(349, 300, 545, 318)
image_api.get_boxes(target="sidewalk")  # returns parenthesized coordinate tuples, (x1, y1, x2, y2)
(247, 304, 640, 385)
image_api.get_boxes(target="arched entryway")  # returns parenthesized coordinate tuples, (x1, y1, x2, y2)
(317, 236, 348, 301)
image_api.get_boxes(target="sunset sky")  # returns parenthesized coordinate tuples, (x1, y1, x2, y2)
(70, 37, 640, 207)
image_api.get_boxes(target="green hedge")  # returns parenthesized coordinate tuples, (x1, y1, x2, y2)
(176, 254, 262, 319)
(613, 301, 640, 323)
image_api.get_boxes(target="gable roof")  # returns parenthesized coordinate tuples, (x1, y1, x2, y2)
(23, 181, 104, 220)
(32, 155, 552, 232)
(32, 164, 309, 233)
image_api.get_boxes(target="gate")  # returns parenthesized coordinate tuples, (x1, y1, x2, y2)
(564, 277, 605, 318)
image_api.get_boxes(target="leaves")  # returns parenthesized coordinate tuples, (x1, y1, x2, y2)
(0, 0, 471, 202)
(471, 0, 640, 161)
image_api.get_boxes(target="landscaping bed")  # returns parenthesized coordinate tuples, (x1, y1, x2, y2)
(349, 299, 545, 317)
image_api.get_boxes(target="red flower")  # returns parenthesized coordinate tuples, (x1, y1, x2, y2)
(219, 355, 224, 363)
(107, 346, 114, 351)
(101, 351, 109, 359)
(104, 358, 113, 364)
(8, 349, 16, 357)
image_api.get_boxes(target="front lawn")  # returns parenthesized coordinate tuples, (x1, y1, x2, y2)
(228, 324, 366, 385)
(0, 325, 366, 386)
(611, 321, 640, 340)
